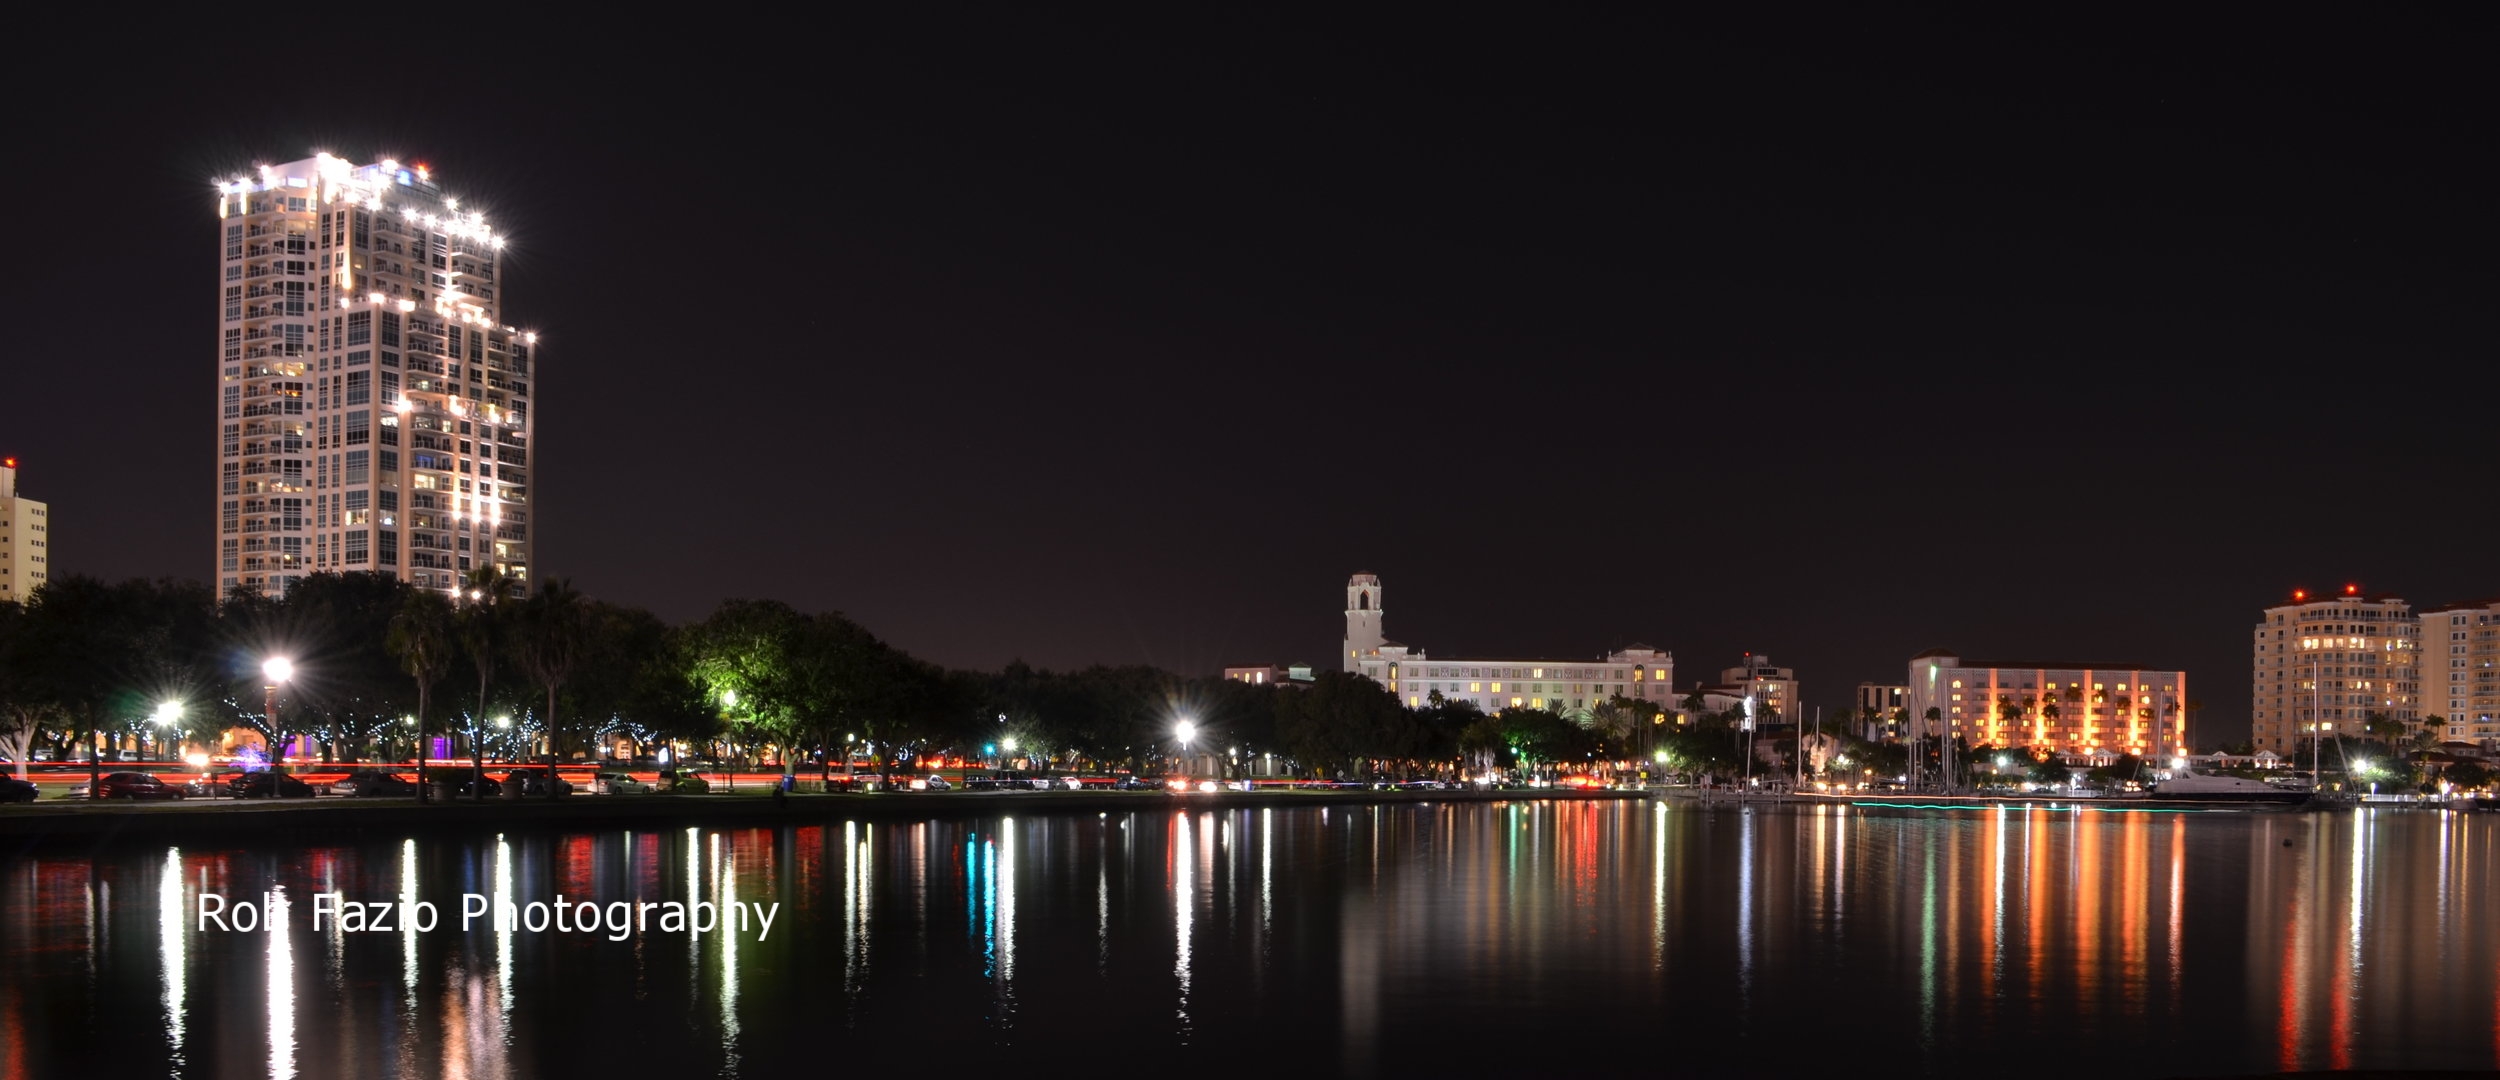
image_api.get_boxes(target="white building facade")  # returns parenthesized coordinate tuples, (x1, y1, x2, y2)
(0, 458, 48, 604)
(216, 154, 535, 599)
(1705, 654, 1801, 725)
(1907, 649, 2188, 759)
(2421, 598, 2499, 745)
(1341, 574, 1675, 713)
(2249, 587, 2419, 755)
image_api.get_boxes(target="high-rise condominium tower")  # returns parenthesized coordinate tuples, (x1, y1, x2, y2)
(216, 154, 535, 598)
(2249, 585, 2419, 756)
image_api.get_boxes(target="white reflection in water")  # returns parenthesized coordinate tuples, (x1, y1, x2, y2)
(1173, 811, 1193, 1039)
(268, 885, 294, 1080)
(1918, 834, 1938, 1053)
(1737, 809, 1755, 1000)
(843, 821, 871, 998)
(1260, 808, 1274, 942)
(1992, 806, 2008, 985)
(2348, 814, 2366, 980)
(1098, 826, 1111, 973)
(402, 838, 420, 1000)
(495, 834, 514, 1035)
(401, 838, 421, 1080)
(686, 826, 702, 980)
(159, 847, 185, 1069)
(1000, 818, 1018, 988)
(1652, 804, 1667, 971)
(717, 831, 741, 1075)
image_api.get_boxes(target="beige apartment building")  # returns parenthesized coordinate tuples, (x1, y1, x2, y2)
(2421, 598, 2500, 745)
(0, 457, 49, 604)
(216, 154, 535, 598)
(2249, 587, 2420, 756)
(1907, 649, 2188, 760)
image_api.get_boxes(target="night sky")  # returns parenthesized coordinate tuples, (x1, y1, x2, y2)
(9, 10, 2493, 742)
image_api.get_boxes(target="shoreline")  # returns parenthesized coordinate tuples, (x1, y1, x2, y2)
(0, 788, 1651, 853)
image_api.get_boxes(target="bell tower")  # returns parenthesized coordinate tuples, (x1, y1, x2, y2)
(1344, 573, 1384, 670)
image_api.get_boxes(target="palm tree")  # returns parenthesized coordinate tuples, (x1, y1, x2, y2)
(516, 578, 588, 792)
(1582, 702, 1632, 775)
(386, 589, 455, 802)
(2361, 710, 2406, 747)
(457, 568, 515, 800)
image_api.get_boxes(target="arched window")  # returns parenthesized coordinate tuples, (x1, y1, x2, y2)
(1358, 591, 1371, 611)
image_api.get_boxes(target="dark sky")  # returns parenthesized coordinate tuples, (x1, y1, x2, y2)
(8, 9, 2493, 743)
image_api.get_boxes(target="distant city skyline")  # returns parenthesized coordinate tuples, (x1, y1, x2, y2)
(7, 11, 2492, 746)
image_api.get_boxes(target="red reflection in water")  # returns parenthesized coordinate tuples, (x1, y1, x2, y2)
(2278, 863, 2302, 1071)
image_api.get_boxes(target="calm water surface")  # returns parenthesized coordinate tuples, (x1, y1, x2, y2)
(3, 800, 2496, 1078)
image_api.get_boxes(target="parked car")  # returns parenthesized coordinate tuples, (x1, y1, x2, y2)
(331, 770, 419, 798)
(0, 776, 39, 803)
(593, 770, 651, 795)
(500, 767, 575, 797)
(91, 771, 186, 800)
(656, 768, 709, 794)
(1111, 776, 1160, 791)
(31, 749, 54, 762)
(229, 772, 316, 799)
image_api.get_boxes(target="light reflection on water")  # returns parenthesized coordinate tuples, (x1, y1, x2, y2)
(0, 802, 2494, 1076)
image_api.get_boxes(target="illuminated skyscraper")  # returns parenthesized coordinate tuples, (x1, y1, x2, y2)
(215, 154, 535, 598)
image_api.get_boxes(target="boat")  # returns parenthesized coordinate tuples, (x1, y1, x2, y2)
(2150, 769, 2311, 805)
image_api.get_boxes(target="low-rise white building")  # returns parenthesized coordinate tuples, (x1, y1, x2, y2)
(1341, 573, 1674, 713)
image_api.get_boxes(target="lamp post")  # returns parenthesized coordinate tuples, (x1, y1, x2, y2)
(262, 657, 293, 769)
(152, 701, 182, 763)
(1175, 720, 1197, 779)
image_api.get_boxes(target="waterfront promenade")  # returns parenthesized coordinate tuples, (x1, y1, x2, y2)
(0, 787, 1646, 851)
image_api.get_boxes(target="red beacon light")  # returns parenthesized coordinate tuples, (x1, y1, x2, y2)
(2292, 589, 2307, 601)
(2344, 583, 2360, 596)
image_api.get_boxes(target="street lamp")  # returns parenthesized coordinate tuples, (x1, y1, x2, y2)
(152, 701, 182, 763)
(1175, 720, 1197, 776)
(261, 657, 293, 768)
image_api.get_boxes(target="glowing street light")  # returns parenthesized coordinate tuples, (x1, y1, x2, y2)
(151, 701, 183, 764)
(262, 657, 293, 767)
(1175, 719, 1198, 777)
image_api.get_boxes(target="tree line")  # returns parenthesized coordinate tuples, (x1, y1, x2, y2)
(0, 572, 1667, 785)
